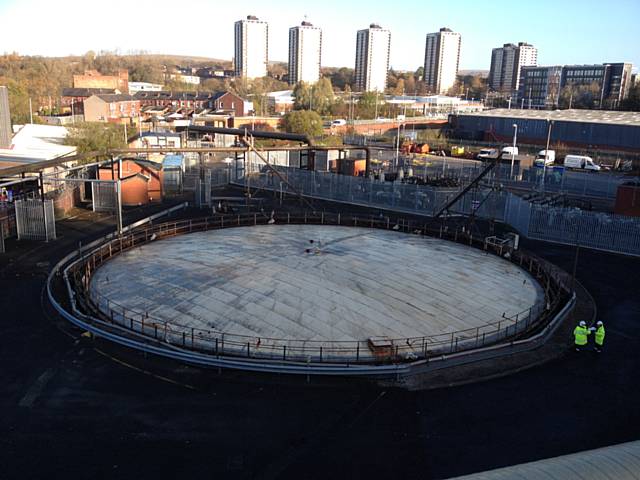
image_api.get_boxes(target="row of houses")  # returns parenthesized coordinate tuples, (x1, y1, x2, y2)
(59, 88, 252, 124)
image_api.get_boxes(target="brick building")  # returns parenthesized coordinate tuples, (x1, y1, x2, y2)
(60, 88, 118, 114)
(84, 94, 141, 123)
(98, 159, 162, 205)
(73, 70, 129, 93)
(134, 90, 251, 116)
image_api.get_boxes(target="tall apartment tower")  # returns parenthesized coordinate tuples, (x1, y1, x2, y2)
(489, 42, 537, 94)
(288, 21, 322, 85)
(234, 15, 269, 79)
(354, 24, 391, 92)
(0, 86, 11, 149)
(423, 28, 462, 95)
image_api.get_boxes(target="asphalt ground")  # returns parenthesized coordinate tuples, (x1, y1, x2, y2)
(0, 199, 638, 479)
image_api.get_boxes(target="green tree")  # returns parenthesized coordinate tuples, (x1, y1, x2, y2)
(282, 110, 323, 137)
(293, 81, 312, 110)
(322, 67, 354, 91)
(0, 78, 30, 124)
(393, 78, 406, 96)
(450, 74, 487, 99)
(293, 78, 335, 115)
(559, 82, 602, 109)
(621, 83, 640, 111)
(356, 92, 378, 119)
(64, 122, 127, 156)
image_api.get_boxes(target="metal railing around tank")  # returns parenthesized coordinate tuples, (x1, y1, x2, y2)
(61, 212, 573, 367)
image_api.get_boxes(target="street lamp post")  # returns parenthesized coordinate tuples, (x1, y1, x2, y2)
(395, 121, 401, 171)
(374, 91, 379, 120)
(541, 119, 554, 191)
(510, 123, 518, 179)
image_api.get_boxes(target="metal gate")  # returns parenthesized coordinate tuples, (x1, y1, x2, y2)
(163, 169, 183, 195)
(15, 199, 56, 241)
(195, 171, 212, 208)
(92, 182, 117, 212)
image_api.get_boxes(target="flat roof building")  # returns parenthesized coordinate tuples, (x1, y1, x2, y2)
(518, 66, 563, 109)
(234, 15, 269, 79)
(424, 28, 461, 95)
(450, 109, 640, 151)
(561, 63, 633, 108)
(288, 21, 322, 85)
(354, 24, 391, 92)
(518, 62, 634, 109)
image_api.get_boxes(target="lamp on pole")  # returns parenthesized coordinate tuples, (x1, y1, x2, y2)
(510, 123, 518, 178)
(394, 114, 405, 172)
(541, 119, 554, 191)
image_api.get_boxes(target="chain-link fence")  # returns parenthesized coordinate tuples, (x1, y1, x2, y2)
(236, 166, 640, 256)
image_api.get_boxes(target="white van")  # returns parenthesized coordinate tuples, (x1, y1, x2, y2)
(535, 150, 556, 166)
(477, 148, 498, 160)
(564, 155, 601, 171)
(501, 146, 519, 157)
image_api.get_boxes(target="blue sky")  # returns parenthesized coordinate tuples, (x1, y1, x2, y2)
(0, 0, 638, 71)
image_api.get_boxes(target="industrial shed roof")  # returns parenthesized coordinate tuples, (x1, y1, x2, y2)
(457, 109, 640, 127)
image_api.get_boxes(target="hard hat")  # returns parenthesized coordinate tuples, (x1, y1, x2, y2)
(579, 321, 586, 327)
(597, 321, 603, 326)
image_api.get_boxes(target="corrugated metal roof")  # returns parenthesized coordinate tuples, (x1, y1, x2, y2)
(448, 441, 640, 479)
(459, 109, 640, 127)
(162, 154, 184, 168)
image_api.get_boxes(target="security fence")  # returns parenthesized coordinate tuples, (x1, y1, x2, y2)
(235, 167, 461, 216)
(91, 181, 117, 213)
(62, 212, 572, 367)
(399, 155, 634, 201)
(525, 205, 640, 256)
(234, 167, 640, 257)
(14, 199, 56, 241)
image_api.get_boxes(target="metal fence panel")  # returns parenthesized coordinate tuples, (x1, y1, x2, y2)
(236, 167, 471, 217)
(163, 168, 182, 195)
(527, 206, 640, 255)
(15, 199, 56, 241)
(91, 182, 117, 213)
(236, 166, 640, 257)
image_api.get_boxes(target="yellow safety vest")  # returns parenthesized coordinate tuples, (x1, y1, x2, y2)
(574, 326, 590, 346)
(595, 326, 605, 346)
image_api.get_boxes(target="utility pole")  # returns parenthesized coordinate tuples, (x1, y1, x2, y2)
(510, 123, 518, 178)
(374, 91, 379, 119)
(115, 179, 123, 236)
(29, 98, 33, 124)
(541, 119, 553, 191)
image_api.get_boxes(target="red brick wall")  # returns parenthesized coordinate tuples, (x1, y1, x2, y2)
(98, 160, 161, 203)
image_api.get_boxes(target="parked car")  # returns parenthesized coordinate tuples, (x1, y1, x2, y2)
(563, 155, 601, 171)
(331, 119, 347, 126)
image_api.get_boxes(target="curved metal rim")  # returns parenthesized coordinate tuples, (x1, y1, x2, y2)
(46, 214, 575, 377)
